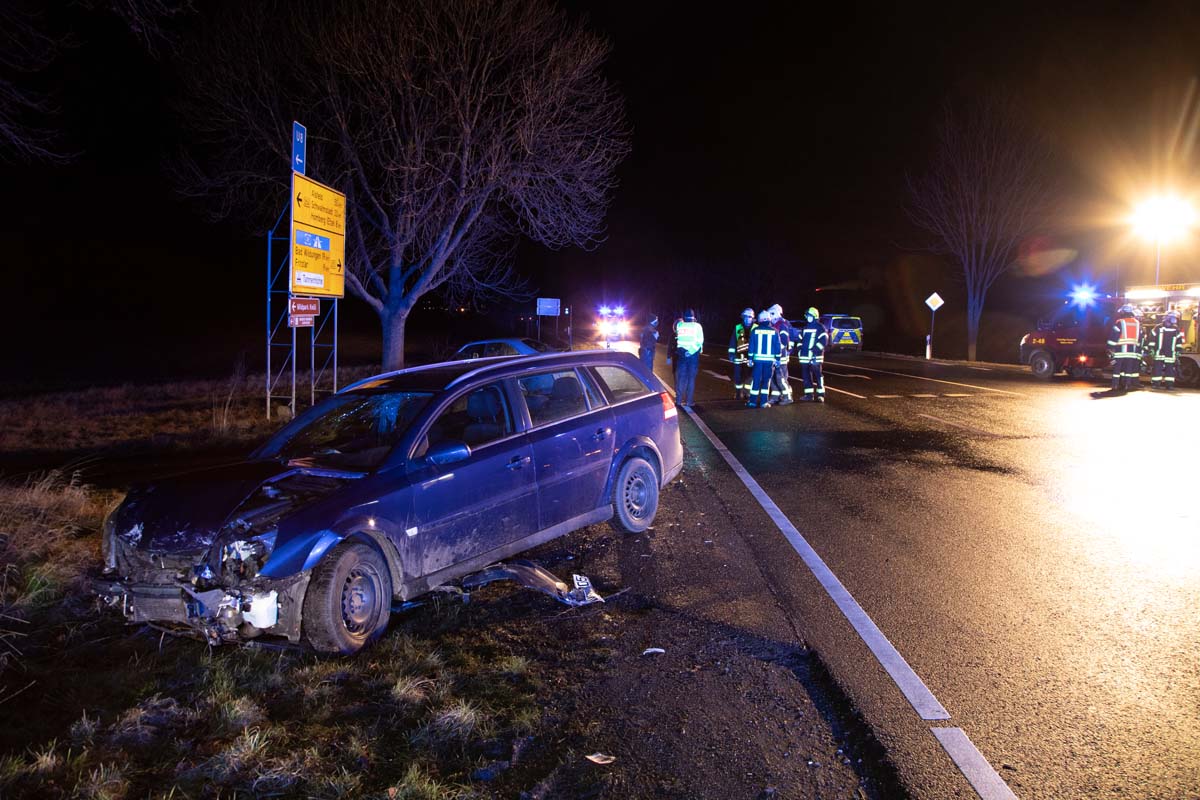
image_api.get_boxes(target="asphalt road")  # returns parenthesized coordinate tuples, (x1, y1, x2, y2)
(658, 347, 1200, 799)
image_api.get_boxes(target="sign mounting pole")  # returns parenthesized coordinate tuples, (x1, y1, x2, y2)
(925, 292, 944, 360)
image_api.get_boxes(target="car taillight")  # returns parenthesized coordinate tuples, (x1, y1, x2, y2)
(661, 392, 677, 419)
(1078, 355, 1088, 363)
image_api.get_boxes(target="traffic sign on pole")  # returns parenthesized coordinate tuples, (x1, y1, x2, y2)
(292, 121, 306, 175)
(290, 172, 346, 298)
(290, 297, 321, 316)
(924, 292, 943, 359)
(536, 297, 561, 316)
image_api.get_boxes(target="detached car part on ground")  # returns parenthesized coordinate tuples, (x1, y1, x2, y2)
(95, 351, 682, 654)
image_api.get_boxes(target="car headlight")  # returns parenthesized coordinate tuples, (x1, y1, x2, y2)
(598, 321, 613, 336)
(616, 321, 630, 336)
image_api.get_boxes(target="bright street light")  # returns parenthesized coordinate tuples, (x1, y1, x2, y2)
(1130, 195, 1195, 284)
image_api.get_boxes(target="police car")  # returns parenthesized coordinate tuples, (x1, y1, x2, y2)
(819, 314, 863, 351)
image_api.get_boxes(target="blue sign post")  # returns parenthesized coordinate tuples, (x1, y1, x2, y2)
(292, 121, 306, 175)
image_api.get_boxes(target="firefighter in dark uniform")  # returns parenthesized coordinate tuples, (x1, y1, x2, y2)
(1107, 304, 1142, 393)
(639, 314, 659, 373)
(728, 308, 754, 401)
(796, 306, 828, 402)
(1151, 311, 1185, 389)
(747, 310, 782, 407)
(767, 304, 794, 405)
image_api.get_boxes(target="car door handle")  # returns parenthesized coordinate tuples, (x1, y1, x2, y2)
(506, 455, 532, 470)
(591, 427, 612, 441)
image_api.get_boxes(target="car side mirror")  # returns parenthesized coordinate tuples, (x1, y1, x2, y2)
(425, 441, 471, 466)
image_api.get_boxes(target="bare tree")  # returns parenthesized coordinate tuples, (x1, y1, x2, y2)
(906, 99, 1055, 360)
(175, 0, 629, 369)
(0, 4, 68, 162)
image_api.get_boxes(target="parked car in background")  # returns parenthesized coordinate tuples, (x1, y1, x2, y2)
(455, 338, 556, 358)
(96, 351, 682, 654)
(819, 314, 863, 351)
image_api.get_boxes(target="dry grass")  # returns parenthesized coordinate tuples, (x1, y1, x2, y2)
(0, 364, 380, 455)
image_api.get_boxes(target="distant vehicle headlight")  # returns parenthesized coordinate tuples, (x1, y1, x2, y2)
(616, 321, 630, 336)
(598, 320, 613, 336)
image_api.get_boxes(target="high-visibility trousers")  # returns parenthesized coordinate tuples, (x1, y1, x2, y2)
(801, 360, 824, 396)
(750, 360, 775, 405)
(1152, 358, 1177, 386)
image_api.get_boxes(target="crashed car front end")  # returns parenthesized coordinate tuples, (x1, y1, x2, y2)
(94, 470, 346, 645)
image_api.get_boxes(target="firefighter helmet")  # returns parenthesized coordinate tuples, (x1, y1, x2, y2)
(741, 308, 754, 320)
(806, 306, 819, 321)
(767, 303, 783, 320)
(1165, 311, 1179, 325)
(1118, 303, 1135, 314)
(757, 310, 770, 323)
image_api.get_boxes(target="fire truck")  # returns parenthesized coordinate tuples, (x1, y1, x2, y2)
(1018, 282, 1200, 387)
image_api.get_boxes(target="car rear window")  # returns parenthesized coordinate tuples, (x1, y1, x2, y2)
(592, 365, 651, 402)
(832, 317, 862, 329)
(519, 370, 591, 427)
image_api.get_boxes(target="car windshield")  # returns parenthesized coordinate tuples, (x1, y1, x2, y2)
(521, 338, 554, 352)
(276, 391, 433, 470)
(833, 317, 862, 329)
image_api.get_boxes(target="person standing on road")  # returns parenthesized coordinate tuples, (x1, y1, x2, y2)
(748, 310, 783, 407)
(674, 309, 704, 408)
(1107, 304, 1142, 393)
(796, 307, 828, 402)
(640, 314, 659, 374)
(1151, 311, 1185, 390)
(728, 308, 754, 401)
(766, 304, 795, 405)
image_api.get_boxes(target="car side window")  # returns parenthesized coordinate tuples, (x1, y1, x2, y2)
(415, 382, 513, 458)
(592, 365, 651, 402)
(519, 370, 589, 427)
(461, 345, 484, 359)
(483, 342, 506, 357)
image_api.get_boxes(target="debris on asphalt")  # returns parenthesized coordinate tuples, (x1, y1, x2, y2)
(585, 753, 616, 765)
(462, 559, 606, 607)
(641, 647, 666, 656)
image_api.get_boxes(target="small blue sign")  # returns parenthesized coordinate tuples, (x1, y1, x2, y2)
(292, 121, 306, 175)
(295, 229, 329, 250)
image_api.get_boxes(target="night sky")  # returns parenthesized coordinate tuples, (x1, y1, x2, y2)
(6, 1, 1200, 387)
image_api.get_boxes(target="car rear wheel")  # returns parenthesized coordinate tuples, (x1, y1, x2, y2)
(1029, 351, 1055, 380)
(610, 456, 659, 534)
(303, 541, 392, 655)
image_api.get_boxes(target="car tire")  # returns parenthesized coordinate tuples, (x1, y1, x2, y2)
(1029, 351, 1055, 380)
(610, 456, 659, 534)
(302, 540, 392, 655)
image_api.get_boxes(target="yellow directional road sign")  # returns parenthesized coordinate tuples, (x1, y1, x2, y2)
(291, 172, 347, 298)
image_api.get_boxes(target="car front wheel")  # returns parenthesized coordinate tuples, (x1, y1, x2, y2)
(610, 456, 659, 534)
(303, 541, 392, 655)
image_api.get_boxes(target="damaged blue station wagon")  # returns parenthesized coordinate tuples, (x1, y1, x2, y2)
(96, 351, 682, 653)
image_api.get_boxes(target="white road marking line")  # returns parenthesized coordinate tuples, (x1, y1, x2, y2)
(968, 366, 994, 372)
(823, 369, 872, 379)
(931, 728, 1019, 800)
(943, 393, 972, 397)
(916, 413, 999, 437)
(874, 394, 901, 398)
(788, 376, 867, 399)
(680, 408, 950, 721)
(825, 361, 1027, 397)
(703, 369, 732, 381)
(911, 393, 938, 398)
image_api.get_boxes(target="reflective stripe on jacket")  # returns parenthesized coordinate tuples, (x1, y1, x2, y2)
(676, 321, 704, 356)
(1155, 326, 1184, 360)
(728, 323, 750, 360)
(1108, 316, 1140, 356)
(795, 321, 828, 362)
(749, 324, 782, 361)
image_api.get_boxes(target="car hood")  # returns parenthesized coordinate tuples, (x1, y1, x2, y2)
(111, 460, 360, 553)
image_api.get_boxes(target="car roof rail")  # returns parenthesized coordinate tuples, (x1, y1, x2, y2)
(338, 359, 494, 394)
(444, 349, 632, 391)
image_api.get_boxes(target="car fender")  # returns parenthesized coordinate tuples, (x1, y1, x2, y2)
(602, 436, 665, 500)
(260, 514, 406, 593)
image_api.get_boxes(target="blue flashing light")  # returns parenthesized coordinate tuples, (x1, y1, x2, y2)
(1069, 283, 1098, 307)
(599, 305, 611, 316)
(614, 305, 625, 316)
